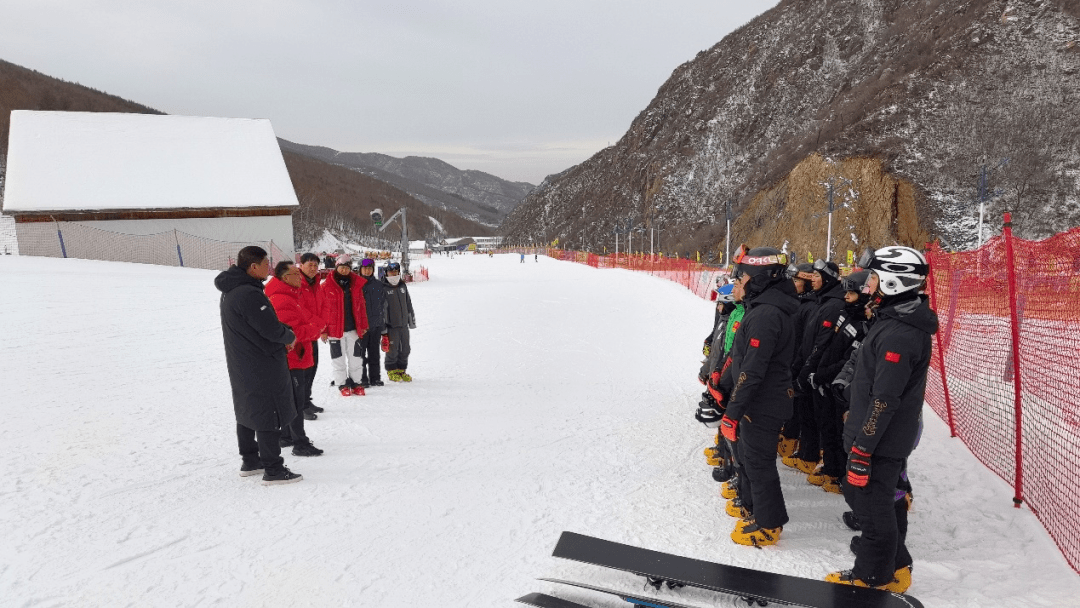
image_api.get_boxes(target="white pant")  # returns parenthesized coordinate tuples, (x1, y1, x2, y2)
(330, 330, 364, 386)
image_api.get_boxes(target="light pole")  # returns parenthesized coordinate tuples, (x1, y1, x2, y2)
(371, 207, 410, 275)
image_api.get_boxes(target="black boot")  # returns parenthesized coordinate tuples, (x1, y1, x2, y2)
(262, 466, 303, 486)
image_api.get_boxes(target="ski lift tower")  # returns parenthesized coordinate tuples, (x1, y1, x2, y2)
(370, 207, 410, 275)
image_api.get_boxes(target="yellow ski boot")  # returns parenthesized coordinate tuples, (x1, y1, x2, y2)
(822, 476, 843, 494)
(777, 437, 798, 459)
(731, 522, 781, 547)
(720, 480, 738, 499)
(725, 498, 749, 519)
(825, 568, 909, 593)
(808, 465, 828, 486)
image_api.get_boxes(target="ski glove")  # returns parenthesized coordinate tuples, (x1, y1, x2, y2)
(847, 445, 872, 487)
(381, 335, 390, 352)
(707, 371, 726, 406)
(720, 416, 738, 442)
(703, 340, 712, 357)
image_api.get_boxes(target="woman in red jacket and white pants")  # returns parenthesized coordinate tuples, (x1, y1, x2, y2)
(319, 255, 370, 396)
(266, 261, 327, 457)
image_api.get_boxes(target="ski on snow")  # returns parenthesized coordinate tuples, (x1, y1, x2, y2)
(549, 531, 925, 608)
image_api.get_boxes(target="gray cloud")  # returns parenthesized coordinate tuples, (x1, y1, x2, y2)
(0, 0, 775, 183)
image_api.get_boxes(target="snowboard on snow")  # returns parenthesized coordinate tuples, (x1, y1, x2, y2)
(540, 578, 713, 607)
(550, 531, 924, 608)
(515, 592, 593, 608)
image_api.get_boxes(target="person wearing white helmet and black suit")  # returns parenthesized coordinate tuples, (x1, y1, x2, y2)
(697, 245, 799, 547)
(825, 246, 937, 593)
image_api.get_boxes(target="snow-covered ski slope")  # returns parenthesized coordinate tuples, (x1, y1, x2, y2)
(2, 254, 1077, 607)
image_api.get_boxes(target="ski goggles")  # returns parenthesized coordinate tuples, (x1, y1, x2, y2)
(387, 262, 401, 272)
(812, 258, 840, 280)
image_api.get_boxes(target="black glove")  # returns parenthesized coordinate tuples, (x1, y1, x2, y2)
(847, 445, 872, 487)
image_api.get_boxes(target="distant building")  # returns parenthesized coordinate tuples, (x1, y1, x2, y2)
(1, 110, 298, 268)
(471, 236, 503, 251)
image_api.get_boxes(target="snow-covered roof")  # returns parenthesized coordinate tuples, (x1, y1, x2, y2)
(2, 111, 299, 213)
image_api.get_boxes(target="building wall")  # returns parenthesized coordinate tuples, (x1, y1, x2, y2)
(14, 215, 295, 269)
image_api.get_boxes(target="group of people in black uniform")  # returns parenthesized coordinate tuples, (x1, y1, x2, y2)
(694, 245, 938, 594)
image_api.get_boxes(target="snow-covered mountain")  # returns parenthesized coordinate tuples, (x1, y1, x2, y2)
(279, 140, 534, 228)
(503, 0, 1080, 257)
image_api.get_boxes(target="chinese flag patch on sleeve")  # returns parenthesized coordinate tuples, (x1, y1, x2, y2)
(885, 351, 901, 363)
(823, 320, 833, 328)
(750, 338, 761, 348)
(733, 321, 740, 331)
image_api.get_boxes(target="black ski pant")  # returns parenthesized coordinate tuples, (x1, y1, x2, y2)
(302, 340, 319, 411)
(792, 393, 819, 463)
(236, 423, 283, 473)
(281, 369, 310, 446)
(734, 413, 789, 530)
(385, 326, 411, 371)
(358, 329, 382, 383)
(813, 388, 846, 478)
(848, 455, 912, 585)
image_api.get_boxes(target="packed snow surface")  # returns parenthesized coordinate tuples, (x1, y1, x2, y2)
(2, 254, 1078, 607)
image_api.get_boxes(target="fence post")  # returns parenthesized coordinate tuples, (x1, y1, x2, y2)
(174, 229, 184, 267)
(1002, 212, 1025, 509)
(924, 242, 957, 437)
(55, 221, 68, 258)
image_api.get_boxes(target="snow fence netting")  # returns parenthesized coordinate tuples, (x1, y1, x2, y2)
(927, 224, 1080, 574)
(13, 221, 293, 270)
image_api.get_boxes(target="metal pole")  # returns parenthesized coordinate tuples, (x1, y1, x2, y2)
(826, 185, 834, 263)
(401, 207, 409, 275)
(977, 166, 987, 247)
(615, 233, 618, 260)
(725, 200, 732, 267)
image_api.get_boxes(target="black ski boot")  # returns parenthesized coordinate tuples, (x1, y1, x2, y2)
(262, 466, 303, 486)
(842, 511, 861, 531)
(292, 442, 324, 457)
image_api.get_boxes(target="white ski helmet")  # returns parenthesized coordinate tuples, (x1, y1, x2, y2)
(858, 246, 929, 296)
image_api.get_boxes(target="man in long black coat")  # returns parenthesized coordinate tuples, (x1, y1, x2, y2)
(215, 246, 303, 486)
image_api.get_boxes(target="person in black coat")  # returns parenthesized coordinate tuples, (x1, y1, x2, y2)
(357, 257, 388, 387)
(826, 246, 936, 593)
(797, 260, 848, 486)
(779, 263, 818, 462)
(215, 246, 302, 486)
(699, 246, 798, 547)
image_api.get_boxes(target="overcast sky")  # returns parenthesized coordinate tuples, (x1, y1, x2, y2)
(1, 1, 775, 184)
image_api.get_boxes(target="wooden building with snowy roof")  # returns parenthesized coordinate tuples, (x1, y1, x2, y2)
(0, 110, 298, 268)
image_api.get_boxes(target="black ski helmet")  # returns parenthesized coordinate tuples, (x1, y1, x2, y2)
(842, 269, 871, 306)
(813, 258, 841, 290)
(732, 245, 789, 299)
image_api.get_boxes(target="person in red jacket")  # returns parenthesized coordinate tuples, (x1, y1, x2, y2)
(266, 261, 327, 457)
(319, 254, 370, 396)
(297, 253, 327, 417)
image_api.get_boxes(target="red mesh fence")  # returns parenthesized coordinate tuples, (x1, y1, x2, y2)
(542, 248, 729, 299)
(926, 216, 1080, 573)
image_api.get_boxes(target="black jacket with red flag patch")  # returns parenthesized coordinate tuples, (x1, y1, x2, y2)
(843, 294, 938, 458)
(719, 280, 799, 424)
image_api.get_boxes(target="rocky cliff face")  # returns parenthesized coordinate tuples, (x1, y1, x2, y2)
(279, 140, 534, 228)
(503, 0, 1080, 258)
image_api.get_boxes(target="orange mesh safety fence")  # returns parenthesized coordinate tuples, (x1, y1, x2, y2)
(926, 218, 1080, 573)
(542, 248, 730, 299)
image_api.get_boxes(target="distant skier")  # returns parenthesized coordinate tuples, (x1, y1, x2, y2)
(521, 253, 525, 263)
(215, 246, 302, 486)
(825, 246, 935, 593)
(697, 246, 797, 547)
(382, 262, 416, 382)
